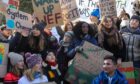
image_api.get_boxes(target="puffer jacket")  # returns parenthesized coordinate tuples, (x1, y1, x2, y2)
(120, 27, 140, 62)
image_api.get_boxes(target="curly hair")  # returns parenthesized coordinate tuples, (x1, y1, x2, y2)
(73, 21, 95, 39)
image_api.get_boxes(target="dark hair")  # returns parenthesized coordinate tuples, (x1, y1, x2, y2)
(104, 55, 117, 65)
(73, 21, 95, 39)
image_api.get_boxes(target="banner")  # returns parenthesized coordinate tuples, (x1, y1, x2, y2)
(66, 41, 112, 84)
(99, 0, 117, 17)
(8, 0, 20, 9)
(6, 8, 33, 29)
(60, 0, 80, 23)
(0, 43, 9, 78)
(119, 62, 136, 84)
(76, 0, 98, 22)
(32, 0, 63, 28)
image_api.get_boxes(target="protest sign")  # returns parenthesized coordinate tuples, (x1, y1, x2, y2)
(0, 0, 8, 14)
(6, 8, 33, 29)
(8, 0, 20, 9)
(118, 62, 136, 84)
(66, 41, 112, 84)
(99, 0, 117, 17)
(0, 43, 9, 78)
(60, 0, 80, 23)
(116, 0, 134, 17)
(75, 0, 98, 23)
(32, 0, 63, 28)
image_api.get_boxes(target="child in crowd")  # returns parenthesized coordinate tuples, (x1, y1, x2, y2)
(4, 52, 26, 84)
(42, 50, 62, 84)
(18, 53, 48, 84)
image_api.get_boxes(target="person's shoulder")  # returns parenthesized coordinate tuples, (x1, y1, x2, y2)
(42, 75, 48, 82)
(120, 26, 129, 33)
(18, 76, 29, 84)
(4, 72, 18, 81)
(116, 69, 127, 79)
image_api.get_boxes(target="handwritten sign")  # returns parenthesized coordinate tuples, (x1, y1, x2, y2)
(75, 0, 99, 23)
(116, 0, 134, 16)
(60, 0, 80, 23)
(32, 0, 63, 28)
(66, 41, 112, 84)
(0, 43, 9, 78)
(6, 8, 33, 29)
(99, 0, 117, 17)
(8, 0, 20, 9)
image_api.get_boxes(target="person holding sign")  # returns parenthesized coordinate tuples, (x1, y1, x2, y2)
(92, 55, 128, 84)
(98, 16, 126, 64)
(68, 21, 98, 58)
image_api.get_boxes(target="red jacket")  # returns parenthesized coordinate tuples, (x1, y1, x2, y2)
(4, 72, 19, 84)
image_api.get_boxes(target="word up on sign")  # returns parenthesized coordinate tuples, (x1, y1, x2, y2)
(32, 0, 63, 28)
(6, 8, 33, 29)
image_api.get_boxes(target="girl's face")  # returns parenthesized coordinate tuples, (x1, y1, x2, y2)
(82, 23, 89, 34)
(16, 60, 24, 69)
(46, 52, 56, 63)
(66, 23, 73, 31)
(21, 28, 30, 37)
(33, 61, 42, 72)
(32, 28, 41, 36)
(103, 18, 113, 29)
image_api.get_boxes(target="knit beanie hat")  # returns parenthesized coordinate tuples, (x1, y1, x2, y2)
(64, 31, 74, 39)
(91, 8, 100, 19)
(8, 52, 24, 66)
(131, 15, 140, 22)
(25, 53, 42, 68)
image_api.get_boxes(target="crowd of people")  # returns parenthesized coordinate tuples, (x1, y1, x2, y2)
(0, 8, 140, 84)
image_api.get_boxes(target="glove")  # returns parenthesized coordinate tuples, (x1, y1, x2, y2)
(75, 46, 83, 52)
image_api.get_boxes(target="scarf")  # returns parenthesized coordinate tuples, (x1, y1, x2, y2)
(33, 72, 41, 79)
(47, 61, 57, 67)
(98, 27, 123, 49)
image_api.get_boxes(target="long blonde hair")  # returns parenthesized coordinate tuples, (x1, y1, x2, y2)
(24, 68, 43, 81)
(10, 65, 26, 77)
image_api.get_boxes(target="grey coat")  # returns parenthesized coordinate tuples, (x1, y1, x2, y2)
(120, 26, 140, 61)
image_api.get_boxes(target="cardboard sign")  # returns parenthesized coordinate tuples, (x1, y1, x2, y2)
(8, 0, 20, 9)
(0, 43, 9, 78)
(119, 62, 136, 84)
(60, 0, 80, 23)
(66, 41, 112, 84)
(6, 8, 33, 29)
(76, 0, 99, 23)
(0, 0, 8, 14)
(99, 0, 117, 17)
(116, 0, 134, 17)
(32, 0, 63, 28)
